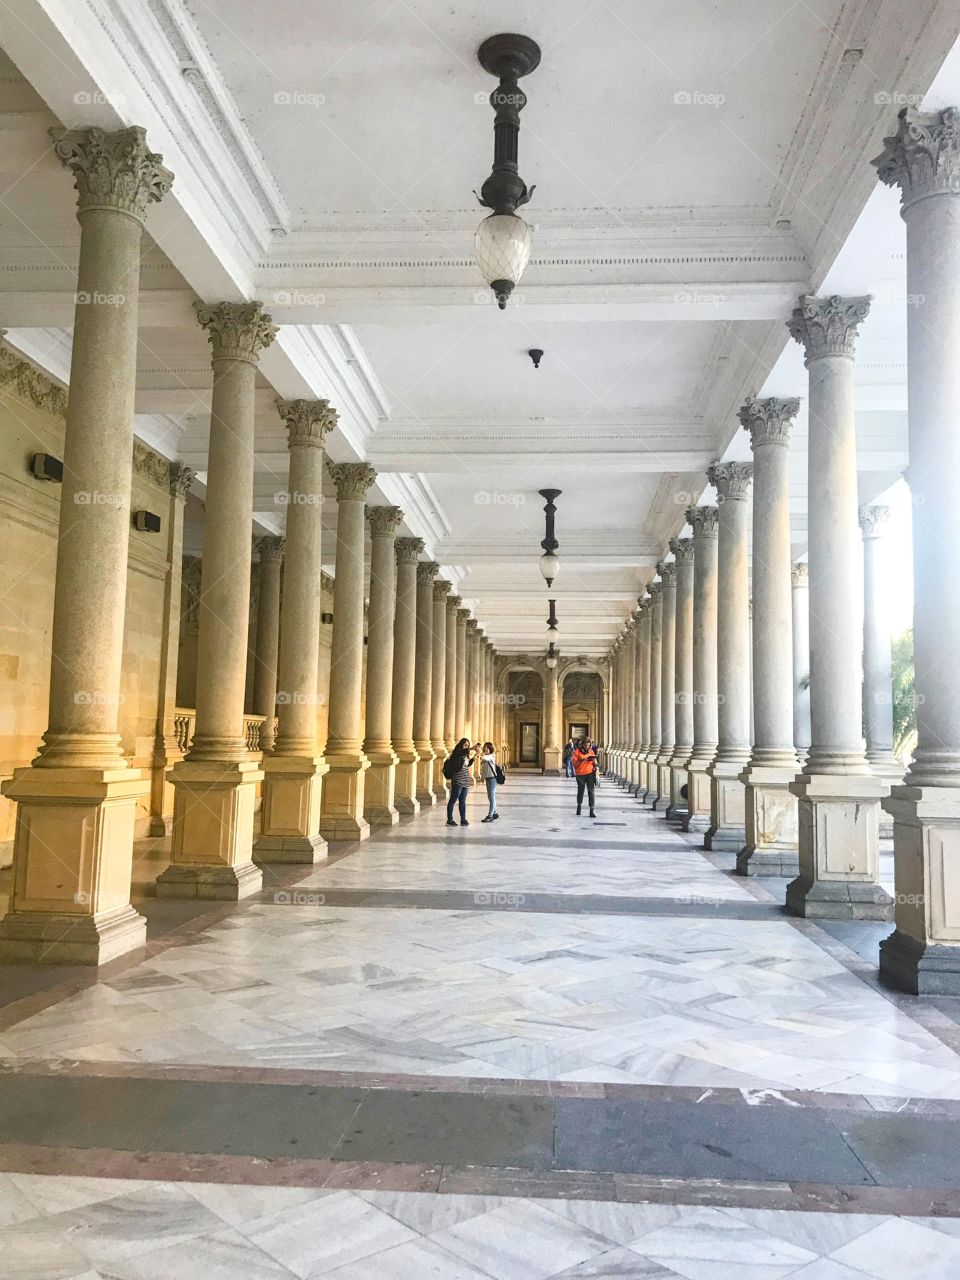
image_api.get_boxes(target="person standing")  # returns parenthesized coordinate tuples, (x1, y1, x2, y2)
(445, 737, 475, 827)
(573, 736, 598, 818)
(562, 738, 575, 777)
(480, 741, 500, 822)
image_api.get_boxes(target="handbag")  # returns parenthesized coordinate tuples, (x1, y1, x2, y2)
(494, 764, 506, 785)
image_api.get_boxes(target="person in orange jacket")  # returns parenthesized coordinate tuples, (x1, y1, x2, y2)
(572, 736, 598, 818)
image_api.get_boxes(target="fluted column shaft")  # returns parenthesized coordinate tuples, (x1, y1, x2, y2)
(319, 462, 377, 840)
(737, 401, 800, 872)
(252, 538, 283, 753)
(645, 585, 663, 801)
(671, 541, 695, 795)
(444, 596, 460, 751)
(360, 506, 403, 828)
(391, 538, 423, 816)
(874, 107, 960, 987)
(455, 609, 468, 738)
(413, 561, 438, 806)
(684, 507, 719, 833)
(430, 581, 450, 797)
(1, 126, 173, 963)
(786, 294, 890, 919)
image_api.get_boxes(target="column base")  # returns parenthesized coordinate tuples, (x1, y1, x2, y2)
(786, 771, 892, 920)
(879, 929, 960, 996)
(255, 754, 329, 864)
(0, 763, 149, 966)
(653, 760, 672, 810)
(643, 759, 661, 807)
(683, 758, 713, 833)
(667, 761, 689, 821)
(543, 745, 562, 775)
(415, 749, 437, 807)
(737, 761, 799, 875)
(165, 758, 263, 898)
(393, 748, 420, 817)
(0, 904, 146, 966)
(431, 745, 448, 801)
(704, 758, 747, 851)
(363, 747, 400, 828)
(869, 753, 903, 838)
(320, 751, 371, 841)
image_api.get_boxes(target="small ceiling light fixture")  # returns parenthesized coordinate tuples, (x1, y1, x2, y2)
(528, 348, 543, 369)
(538, 487, 561, 586)
(546, 597, 559, 645)
(545, 642, 558, 670)
(474, 33, 541, 309)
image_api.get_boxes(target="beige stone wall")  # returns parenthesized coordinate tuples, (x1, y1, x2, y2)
(0, 351, 175, 862)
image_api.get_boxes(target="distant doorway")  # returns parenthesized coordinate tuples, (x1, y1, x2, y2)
(520, 721, 541, 764)
(568, 722, 589, 742)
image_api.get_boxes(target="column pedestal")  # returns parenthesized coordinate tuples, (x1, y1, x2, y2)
(256, 755, 329, 862)
(394, 750, 420, 817)
(705, 762, 747, 852)
(737, 762, 799, 874)
(365, 747, 400, 827)
(161, 759, 263, 898)
(0, 767, 148, 963)
(684, 762, 713, 835)
(786, 773, 891, 918)
(320, 752, 371, 841)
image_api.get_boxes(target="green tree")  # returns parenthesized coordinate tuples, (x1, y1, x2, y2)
(892, 628, 917, 762)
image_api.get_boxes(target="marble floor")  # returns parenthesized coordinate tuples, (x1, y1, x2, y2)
(1, 774, 959, 1277)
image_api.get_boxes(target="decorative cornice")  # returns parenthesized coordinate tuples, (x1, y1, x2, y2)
(329, 460, 376, 502)
(416, 560, 439, 584)
(433, 579, 451, 602)
(195, 300, 277, 364)
(51, 125, 173, 222)
(859, 505, 891, 537)
(874, 106, 960, 208)
(395, 535, 424, 563)
(276, 398, 338, 449)
(366, 504, 404, 537)
(132, 438, 172, 489)
(739, 396, 800, 447)
(256, 535, 284, 563)
(686, 505, 720, 537)
(669, 536, 695, 562)
(169, 462, 194, 500)
(791, 562, 809, 586)
(787, 294, 870, 362)
(708, 460, 753, 501)
(0, 344, 68, 418)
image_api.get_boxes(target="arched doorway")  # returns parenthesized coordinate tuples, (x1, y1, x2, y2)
(497, 662, 545, 767)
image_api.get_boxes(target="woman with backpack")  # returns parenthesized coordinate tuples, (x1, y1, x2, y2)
(445, 738, 476, 826)
(480, 741, 502, 822)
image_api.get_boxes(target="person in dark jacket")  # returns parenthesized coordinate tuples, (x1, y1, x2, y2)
(446, 737, 475, 826)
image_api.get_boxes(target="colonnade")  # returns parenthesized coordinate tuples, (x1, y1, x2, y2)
(608, 103, 960, 995)
(0, 124, 499, 967)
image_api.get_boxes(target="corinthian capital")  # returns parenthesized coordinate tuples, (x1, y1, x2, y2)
(195, 301, 277, 364)
(329, 461, 376, 501)
(648, 580, 663, 600)
(707, 460, 753, 501)
(457, 607, 471, 623)
(739, 396, 800, 448)
(658, 560, 677, 582)
(669, 536, 695, 562)
(433, 579, 451, 602)
(367, 505, 404, 537)
(169, 463, 194, 501)
(256, 535, 284, 564)
(276, 398, 338, 449)
(686, 505, 719, 537)
(417, 560, 439, 584)
(859, 504, 891, 537)
(395, 536, 424, 563)
(791, 562, 809, 587)
(787, 294, 870, 362)
(874, 106, 960, 207)
(52, 126, 173, 222)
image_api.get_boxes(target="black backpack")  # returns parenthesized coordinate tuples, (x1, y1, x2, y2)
(442, 755, 459, 780)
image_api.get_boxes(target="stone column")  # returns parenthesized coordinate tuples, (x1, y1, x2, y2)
(464, 619, 480, 745)
(478, 641, 490, 748)
(684, 506, 719, 834)
(735, 400, 800, 874)
(361, 505, 403, 828)
(619, 622, 635, 789)
(544, 658, 561, 774)
(163, 302, 276, 901)
(786, 295, 891, 919)
(319, 462, 376, 841)
(637, 597, 653, 801)
(792, 564, 812, 758)
(861, 505, 902, 833)
(444, 595, 460, 755)
(654, 565, 676, 813)
(875, 108, 960, 988)
(176, 555, 203, 708)
(705, 463, 752, 852)
(671, 538, 695, 816)
(455, 608, 469, 739)
(632, 602, 645, 792)
(391, 537, 423, 815)
(430, 579, 451, 797)
(644, 583, 663, 803)
(252, 536, 283, 753)
(0, 127, 172, 962)
(149, 464, 194, 836)
(413, 561, 439, 805)
(255, 401, 336, 860)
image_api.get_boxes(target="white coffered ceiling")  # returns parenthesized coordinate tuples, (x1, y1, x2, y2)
(0, 0, 957, 654)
